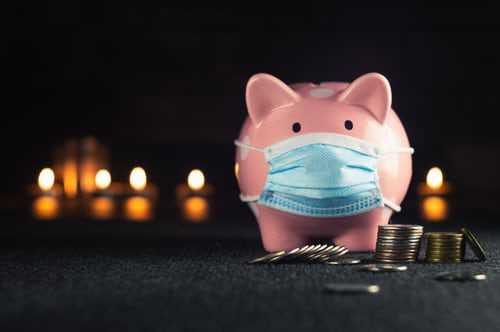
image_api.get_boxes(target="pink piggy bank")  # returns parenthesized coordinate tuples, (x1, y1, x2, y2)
(234, 73, 414, 252)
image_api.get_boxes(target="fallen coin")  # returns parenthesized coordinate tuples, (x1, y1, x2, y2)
(435, 271, 487, 281)
(361, 264, 408, 272)
(325, 259, 361, 265)
(324, 283, 380, 294)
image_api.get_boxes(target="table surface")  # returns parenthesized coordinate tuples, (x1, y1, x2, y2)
(1, 220, 499, 332)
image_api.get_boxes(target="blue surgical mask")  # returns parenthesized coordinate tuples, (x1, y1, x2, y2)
(234, 133, 414, 218)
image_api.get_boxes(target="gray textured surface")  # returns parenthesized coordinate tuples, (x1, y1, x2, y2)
(0, 223, 499, 332)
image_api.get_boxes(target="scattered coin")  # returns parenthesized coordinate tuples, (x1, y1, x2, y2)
(361, 264, 408, 272)
(461, 228, 487, 261)
(435, 271, 487, 281)
(325, 259, 361, 265)
(324, 283, 380, 294)
(249, 244, 348, 264)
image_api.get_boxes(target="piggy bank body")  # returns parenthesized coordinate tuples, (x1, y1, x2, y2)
(235, 73, 413, 252)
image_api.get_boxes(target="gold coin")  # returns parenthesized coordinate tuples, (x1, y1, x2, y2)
(425, 232, 463, 237)
(461, 227, 487, 261)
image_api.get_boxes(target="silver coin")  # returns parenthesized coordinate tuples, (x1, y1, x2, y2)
(325, 259, 361, 265)
(435, 271, 487, 281)
(307, 245, 342, 262)
(248, 250, 286, 264)
(324, 283, 380, 294)
(362, 264, 408, 272)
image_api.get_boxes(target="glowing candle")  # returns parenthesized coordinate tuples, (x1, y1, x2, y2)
(130, 167, 147, 191)
(418, 166, 451, 195)
(95, 169, 111, 190)
(426, 167, 443, 190)
(188, 169, 205, 191)
(38, 168, 55, 192)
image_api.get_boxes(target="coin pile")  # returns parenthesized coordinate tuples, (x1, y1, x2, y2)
(249, 244, 348, 264)
(425, 232, 465, 263)
(375, 224, 423, 263)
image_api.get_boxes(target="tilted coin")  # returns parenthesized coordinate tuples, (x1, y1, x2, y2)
(325, 258, 361, 265)
(324, 283, 380, 294)
(249, 250, 286, 264)
(461, 227, 487, 261)
(361, 264, 408, 272)
(435, 271, 487, 281)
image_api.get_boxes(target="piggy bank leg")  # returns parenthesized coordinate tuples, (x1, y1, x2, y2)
(256, 205, 309, 252)
(332, 208, 391, 252)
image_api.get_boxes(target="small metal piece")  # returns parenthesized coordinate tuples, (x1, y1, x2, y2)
(324, 283, 380, 294)
(435, 271, 487, 281)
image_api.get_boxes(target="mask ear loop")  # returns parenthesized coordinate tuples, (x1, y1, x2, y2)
(379, 147, 415, 155)
(234, 140, 265, 153)
(382, 198, 402, 212)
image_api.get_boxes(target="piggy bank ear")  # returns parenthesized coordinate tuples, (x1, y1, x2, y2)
(337, 73, 392, 124)
(246, 73, 299, 127)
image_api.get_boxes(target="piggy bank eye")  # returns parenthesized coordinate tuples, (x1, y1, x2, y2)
(344, 120, 353, 130)
(292, 122, 301, 133)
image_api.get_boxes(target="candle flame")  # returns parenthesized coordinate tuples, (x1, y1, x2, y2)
(187, 169, 205, 191)
(130, 167, 147, 191)
(95, 169, 111, 190)
(426, 167, 443, 190)
(38, 168, 55, 191)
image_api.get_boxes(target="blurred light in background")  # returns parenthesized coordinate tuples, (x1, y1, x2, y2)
(38, 168, 55, 192)
(91, 197, 115, 220)
(95, 169, 111, 190)
(124, 196, 151, 221)
(426, 167, 443, 190)
(182, 196, 209, 223)
(32, 196, 59, 220)
(187, 169, 205, 191)
(130, 167, 147, 191)
(421, 196, 448, 222)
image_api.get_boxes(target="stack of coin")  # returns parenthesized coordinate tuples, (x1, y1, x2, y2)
(249, 244, 348, 264)
(375, 224, 423, 263)
(425, 232, 465, 263)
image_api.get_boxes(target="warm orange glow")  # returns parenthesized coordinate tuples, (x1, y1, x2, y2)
(422, 196, 448, 221)
(426, 167, 443, 190)
(183, 196, 209, 223)
(187, 169, 205, 191)
(129, 167, 147, 191)
(91, 197, 115, 219)
(32, 196, 59, 220)
(38, 168, 55, 191)
(63, 160, 78, 198)
(234, 162, 239, 180)
(95, 169, 111, 190)
(124, 196, 151, 221)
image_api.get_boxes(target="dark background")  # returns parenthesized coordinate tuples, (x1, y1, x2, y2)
(2, 1, 500, 219)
